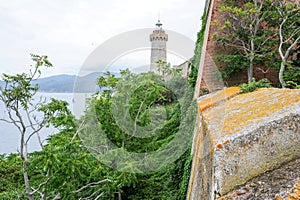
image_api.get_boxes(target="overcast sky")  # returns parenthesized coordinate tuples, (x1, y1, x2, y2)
(0, 0, 205, 77)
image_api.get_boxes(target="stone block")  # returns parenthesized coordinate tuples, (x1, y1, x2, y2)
(187, 88, 300, 200)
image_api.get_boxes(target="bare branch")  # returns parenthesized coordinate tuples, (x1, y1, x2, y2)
(285, 36, 300, 59)
(79, 189, 105, 200)
(30, 177, 50, 195)
(0, 118, 15, 124)
(72, 119, 86, 142)
(284, 26, 300, 44)
(73, 179, 114, 194)
(25, 117, 51, 145)
(95, 192, 105, 200)
(53, 193, 61, 200)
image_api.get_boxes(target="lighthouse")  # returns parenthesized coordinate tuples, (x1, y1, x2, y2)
(150, 20, 168, 73)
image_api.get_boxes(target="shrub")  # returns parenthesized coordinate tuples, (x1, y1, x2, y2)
(285, 81, 300, 89)
(239, 78, 271, 94)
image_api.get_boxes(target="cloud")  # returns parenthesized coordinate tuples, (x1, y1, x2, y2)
(0, 0, 204, 77)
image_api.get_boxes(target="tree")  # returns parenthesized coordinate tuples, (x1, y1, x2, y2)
(97, 71, 120, 92)
(94, 71, 175, 154)
(0, 54, 76, 199)
(156, 60, 182, 80)
(29, 127, 136, 200)
(91, 70, 196, 199)
(0, 67, 195, 199)
(273, 1, 300, 88)
(215, 0, 276, 82)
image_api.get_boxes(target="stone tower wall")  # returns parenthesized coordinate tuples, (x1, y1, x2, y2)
(150, 29, 168, 73)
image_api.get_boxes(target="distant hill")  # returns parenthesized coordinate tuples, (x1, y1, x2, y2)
(0, 72, 119, 93)
(32, 74, 76, 93)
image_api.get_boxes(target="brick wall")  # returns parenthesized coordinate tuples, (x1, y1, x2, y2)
(195, 0, 281, 97)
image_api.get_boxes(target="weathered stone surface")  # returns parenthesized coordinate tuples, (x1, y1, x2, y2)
(150, 29, 168, 73)
(187, 88, 300, 200)
(218, 159, 300, 200)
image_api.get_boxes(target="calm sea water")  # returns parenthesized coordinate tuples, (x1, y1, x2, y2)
(0, 93, 90, 154)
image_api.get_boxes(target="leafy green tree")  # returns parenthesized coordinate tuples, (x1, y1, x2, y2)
(93, 71, 178, 154)
(0, 65, 195, 199)
(284, 46, 300, 86)
(156, 60, 182, 80)
(0, 55, 76, 199)
(156, 60, 170, 77)
(84, 70, 195, 199)
(216, 50, 250, 80)
(28, 128, 137, 199)
(272, 1, 300, 88)
(97, 71, 120, 92)
(215, 0, 276, 82)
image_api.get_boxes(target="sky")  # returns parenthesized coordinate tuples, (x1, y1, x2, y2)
(0, 0, 205, 77)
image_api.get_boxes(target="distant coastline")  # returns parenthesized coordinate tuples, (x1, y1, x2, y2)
(0, 72, 119, 93)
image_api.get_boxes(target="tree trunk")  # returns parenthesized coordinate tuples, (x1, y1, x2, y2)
(247, 58, 254, 82)
(23, 162, 34, 200)
(21, 134, 35, 200)
(279, 61, 286, 88)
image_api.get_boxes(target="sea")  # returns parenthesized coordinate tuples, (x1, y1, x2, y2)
(0, 93, 90, 154)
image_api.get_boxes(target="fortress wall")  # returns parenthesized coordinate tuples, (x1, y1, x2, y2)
(187, 88, 300, 199)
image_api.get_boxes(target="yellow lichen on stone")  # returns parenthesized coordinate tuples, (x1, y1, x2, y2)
(287, 180, 300, 200)
(198, 87, 240, 112)
(202, 88, 300, 142)
(222, 89, 300, 136)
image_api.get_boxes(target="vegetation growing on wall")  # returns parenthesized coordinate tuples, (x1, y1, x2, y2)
(91, 70, 196, 199)
(189, 13, 207, 88)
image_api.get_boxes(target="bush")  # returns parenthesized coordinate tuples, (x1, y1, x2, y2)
(283, 65, 300, 86)
(189, 13, 207, 87)
(286, 81, 300, 89)
(239, 78, 271, 94)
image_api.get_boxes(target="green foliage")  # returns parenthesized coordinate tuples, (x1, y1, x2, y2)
(215, 0, 300, 86)
(94, 72, 180, 154)
(0, 154, 24, 198)
(0, 67, 195, 199)
(284, 66, 300, 87)
(28, 130, 137, 199)
(215, 0, 278, 82)
(189, 13, 207, 87)
(282, 47, 300, 87)
(268, 1, 300, 88)
(0, 192, 23, 200)
(1, 54, 52, 109)
(90, 70, 196, 199)
(0, 54, 82, 199)
(97, 71, 120, 92)
(123, 148, 192, 200)
(239, 78, 271, 93)
(38, 98, 76, 131)
(285, 81, 299, 89)
(156, 60, 182, 79)
(216, 51, 250, 79)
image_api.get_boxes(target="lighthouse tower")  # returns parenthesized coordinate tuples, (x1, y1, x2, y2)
(150, 20, 168, 73)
